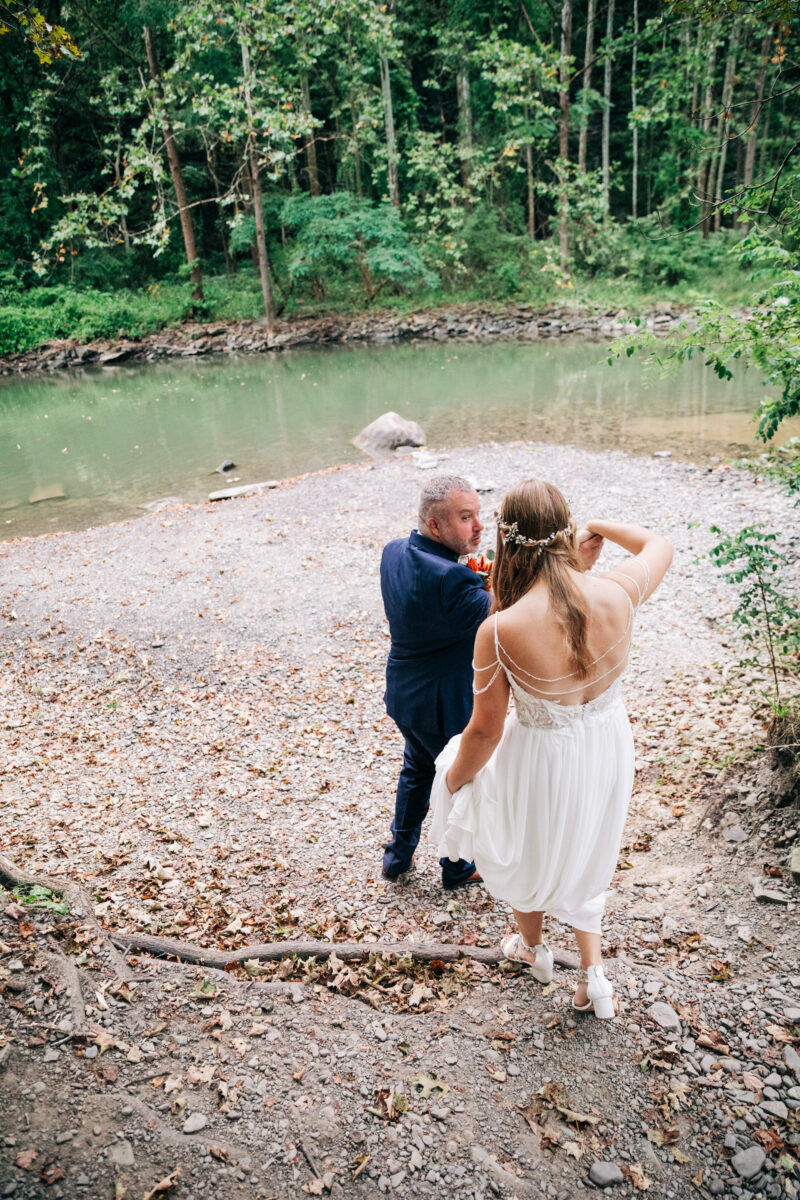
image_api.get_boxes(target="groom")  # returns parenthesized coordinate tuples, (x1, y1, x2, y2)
(380, 476, 491, 888)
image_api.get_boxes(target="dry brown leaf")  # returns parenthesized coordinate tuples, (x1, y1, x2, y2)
(15, 1149, 37, 1170)
(627, 1162, 652, 1189)
(141, 1166, 181, 1200)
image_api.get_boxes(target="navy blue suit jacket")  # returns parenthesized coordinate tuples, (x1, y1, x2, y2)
(381, 530, 492, 738)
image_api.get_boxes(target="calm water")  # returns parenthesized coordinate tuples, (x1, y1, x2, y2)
(0, 340, 790, 539)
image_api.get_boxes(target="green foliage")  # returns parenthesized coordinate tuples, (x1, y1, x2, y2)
(282, 192, 436, 303)
(11, 883, 69, 914)
(709, 524, 800, 711)
(0, 282, 207, 356)
(0, 1, 78, 63)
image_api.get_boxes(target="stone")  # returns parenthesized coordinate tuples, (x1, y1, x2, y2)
(589, 1161, 624, 1187)
(790, 846, 800, 884)
(183, 1112, 208, 1134)
(353, 411, 425, 453)
(28, 483, 66, 504)
(653, 451, 672, 459)
(784, 1008, 800, 1023)
(208, 481, 279, 502)
(647, 1002, 682, 1033)
(761, 1100, 788, 1120)
(784, 1046, 800, 1081)
(731, 1146, 766, 1179)
(215, 460, 236, 474)
(753, 884, 789, 904)
(723, 825, 747, 843)
(109, 1140, 135, 1167)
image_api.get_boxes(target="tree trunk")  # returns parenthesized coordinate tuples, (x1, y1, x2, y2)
(601, 0, 615, 214)
(558, 0, 573, 269)
(210, 144, 233, 276)
(743, 29, 773, 193)
(697, 37, 718, 237)
(456, 67, 473, 188)
(525, 132, 535, 240)
(141, 22, 203, 301)
(631, 0, 638, 220)
(380, 55, 400, 208)
(300, 70, 320, 196)
(713, 20, 741, 234)
(241, 39, 276, 328)
(577, 0, 596, 173)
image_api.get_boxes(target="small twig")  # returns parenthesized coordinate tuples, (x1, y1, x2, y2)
(299, 1138, 322, 1179)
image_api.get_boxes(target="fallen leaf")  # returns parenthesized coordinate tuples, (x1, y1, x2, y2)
(697, 1030, 730, 1054)
(627, 1162, 652, 1189)
(16, 1149, 37, 1170)
(40, 1164, 65, 1186)
(90, 1026, 115, 1054)
(141, 1167, 181, 1200)
(411, 1074, 449, 1099)
(208, 1145, 228, 1162)
(753, 1128, 783, 1154)
(647, 1126, 680, 1147)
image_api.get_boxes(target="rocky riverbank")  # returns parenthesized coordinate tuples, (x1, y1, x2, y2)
(0, 301, 692, 376)
(0, 442, 798, 1200)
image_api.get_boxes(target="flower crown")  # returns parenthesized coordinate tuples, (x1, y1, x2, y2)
(498, 520, 572, 554)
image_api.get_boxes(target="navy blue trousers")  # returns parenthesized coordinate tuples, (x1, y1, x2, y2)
(383, 724, 476, 885)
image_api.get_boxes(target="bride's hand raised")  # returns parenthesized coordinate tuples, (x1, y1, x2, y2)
(577, 528, 604, 570)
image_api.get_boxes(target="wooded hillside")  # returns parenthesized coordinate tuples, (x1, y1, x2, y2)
(0, 0, 796, 336)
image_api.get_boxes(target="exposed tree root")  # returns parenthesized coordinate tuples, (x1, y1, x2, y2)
(42, 946, 87, 1036)
(111, 930, 580, 972)
(0, 853, 134, 983)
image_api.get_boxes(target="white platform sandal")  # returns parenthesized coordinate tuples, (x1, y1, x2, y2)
(572, 964, 615, 1019)
(500, 932, 554, 984)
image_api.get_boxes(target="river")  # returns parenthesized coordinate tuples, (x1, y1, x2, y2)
(0, 339, 791, 539)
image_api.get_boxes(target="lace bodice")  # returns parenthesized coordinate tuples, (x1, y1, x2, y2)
(473, 561, 648, 730)
(508, 675, 624, 729)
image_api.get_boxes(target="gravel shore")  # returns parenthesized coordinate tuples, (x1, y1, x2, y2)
(0, 441, 798, 1200)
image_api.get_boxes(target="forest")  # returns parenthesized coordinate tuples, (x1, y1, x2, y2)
(0, 0, 797, 353)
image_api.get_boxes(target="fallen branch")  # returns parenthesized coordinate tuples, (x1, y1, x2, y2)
(111, 931, 580, 972)
(0, 853, 134, 983)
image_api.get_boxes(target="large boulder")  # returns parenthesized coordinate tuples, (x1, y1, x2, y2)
(354, 411, 425, 453)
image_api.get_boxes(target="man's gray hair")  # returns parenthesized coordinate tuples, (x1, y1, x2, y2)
(419, 475, 475, 526)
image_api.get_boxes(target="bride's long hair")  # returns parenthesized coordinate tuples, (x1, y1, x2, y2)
(491, 479, 592, 678)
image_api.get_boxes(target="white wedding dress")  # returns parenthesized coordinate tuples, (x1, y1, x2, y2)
(429, 570, 644, 934)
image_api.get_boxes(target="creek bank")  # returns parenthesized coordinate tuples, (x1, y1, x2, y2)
(0, 301, 695, 376)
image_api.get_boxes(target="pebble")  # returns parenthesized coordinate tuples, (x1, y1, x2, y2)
(783, 1046, 800, 1080)
(109, 1140, 135, 1167)
(731, 1146, 766, 1179)
(183, 1112, 208, 1134)
(647, 1002, 681, 1033)
(589, 1161, 624, 1187)
(760, 1099, 788, 1120)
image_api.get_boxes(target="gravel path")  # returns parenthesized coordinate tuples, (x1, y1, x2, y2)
(0, 441, 798, 1200)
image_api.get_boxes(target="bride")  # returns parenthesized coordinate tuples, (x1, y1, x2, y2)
(429, 478, 672, 1018)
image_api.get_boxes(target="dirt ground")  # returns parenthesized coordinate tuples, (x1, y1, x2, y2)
(0, 441, 798, 1200)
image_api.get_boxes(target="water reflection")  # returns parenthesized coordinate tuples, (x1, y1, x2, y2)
(0, 339, 792, 539)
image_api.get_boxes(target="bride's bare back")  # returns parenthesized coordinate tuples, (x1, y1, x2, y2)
(490, 566, 642, 706)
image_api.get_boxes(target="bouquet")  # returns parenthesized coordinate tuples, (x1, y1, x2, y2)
(462, 551, 494, 591)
